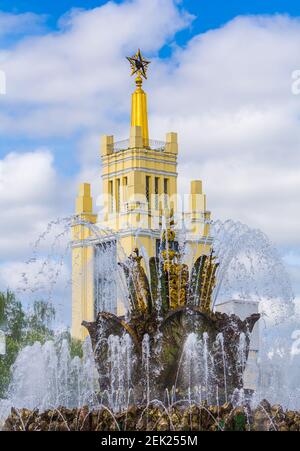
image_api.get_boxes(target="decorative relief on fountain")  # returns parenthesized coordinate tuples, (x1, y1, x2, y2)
(68, 51, 262, 405)
(83, 212, 260, 405)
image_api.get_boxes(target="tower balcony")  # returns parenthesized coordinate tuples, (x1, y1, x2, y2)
(107, 138, 166, 153)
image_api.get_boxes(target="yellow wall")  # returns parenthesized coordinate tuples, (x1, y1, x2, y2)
(100, 126, 178, 258)
(71, 79, 212, 340)
(71, 183, 97, 341)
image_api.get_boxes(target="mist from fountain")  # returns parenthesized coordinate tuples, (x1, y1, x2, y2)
(13, 216, 293, 324)
(0, 216, 298, 426)
(0, 337, 99, 427)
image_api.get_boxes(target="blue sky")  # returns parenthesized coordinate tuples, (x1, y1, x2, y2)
(2, 1, 300, 52)
(0, 0, 300, 323)
(2, 0, 300, 33)
(1, 0, 300, 169)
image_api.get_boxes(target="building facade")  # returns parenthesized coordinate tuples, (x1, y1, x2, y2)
(71, 51, 211, 340)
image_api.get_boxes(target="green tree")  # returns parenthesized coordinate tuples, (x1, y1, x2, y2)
(0, 290, 84, 398)
(0, 291, 25, 342)
(0, 291, 56, 397)
(53, 329, 83, 359)
(23, 300, 55, 345)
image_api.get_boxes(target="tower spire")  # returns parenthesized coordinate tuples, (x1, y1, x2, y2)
(126, 49, 150, 147)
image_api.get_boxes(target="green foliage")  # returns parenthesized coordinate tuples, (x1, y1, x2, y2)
(53, 329, 83, 359)
(0, 336, 20, 397)
(0, 291, 25, 342)
(69, 337, 83, 359)
(23, 300, 55, 346)
(233, 413, 246, 431)
(0, 290, 56, 398)
(0, 295, 4, 325)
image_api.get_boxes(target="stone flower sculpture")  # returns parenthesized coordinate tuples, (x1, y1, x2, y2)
(83, 221, 260, 405)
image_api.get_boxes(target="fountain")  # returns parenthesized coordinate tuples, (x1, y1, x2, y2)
(0, 215, 298, 431)
(83, 217, 260, 406)
(0, 48, 298, 431)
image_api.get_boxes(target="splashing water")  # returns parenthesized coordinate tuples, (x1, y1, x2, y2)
(142, 334, 151, 405)
(179, 332, 233, 405)
(14, 216, 294, 328)
(0, 338, 99, 427)
(208, 220, 294, 322)
(102, 333, 133, 411)
(0, 216, 298, 421)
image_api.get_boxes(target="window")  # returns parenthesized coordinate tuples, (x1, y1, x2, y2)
(123, 176, 128, 205)
(146, 175, 150, 208)
(116, 179, 120, 212)
(109, 180, 113, 212)
(155, 177, 159, 209)
(164, 178, 168, 207)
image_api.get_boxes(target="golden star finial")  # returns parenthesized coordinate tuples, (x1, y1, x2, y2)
(126, 49, 151, 80)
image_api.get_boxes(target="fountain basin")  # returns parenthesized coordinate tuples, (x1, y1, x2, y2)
(83, 309, 260, 405)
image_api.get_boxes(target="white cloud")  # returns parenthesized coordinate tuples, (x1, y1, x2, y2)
(0, 257, 71, 323)
(0, 150, 72, 259)
(0, 150, 55, 204)
(0, 150, 73, 318)
(0, 11, 45, 40)
(0, 1, 299, 306)
(0, 258, 70, 294)
(0, 0, 191, 135)
(0, 6, 299, 247)
(0, 150, 74, 323)
(149, 14, 300, 246)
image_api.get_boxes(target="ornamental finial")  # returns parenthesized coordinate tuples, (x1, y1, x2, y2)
(126, 49, 151, 84)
